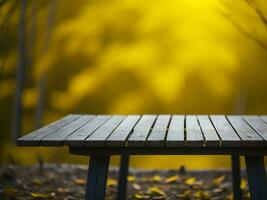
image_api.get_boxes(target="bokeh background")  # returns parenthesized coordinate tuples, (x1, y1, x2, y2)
(0, 0, 267, 169)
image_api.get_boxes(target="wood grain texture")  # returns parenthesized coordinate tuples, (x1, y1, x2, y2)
(197, 115, 220, 147)
(65, 115, 110, 146)
(166, 115, 185, 147)
(261, 116, 267, 124)
(243, 116, 267, 144)
(17, 114, 80, 146)
(127, 115, 157, 147)
(146, 115, 171, 147)
(17, 114, 267, 148)
(210, 115, 241, 147)
(85, 115, 125, 147)
(41, 115, 95, 146)
(106, 115, 140, 147)
(186, 115, 204, 147)
(227, 116, 264, 146)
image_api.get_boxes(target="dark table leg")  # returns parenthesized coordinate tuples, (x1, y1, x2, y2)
(245, 156, 267, 200)
(231, 155, 242, 200)
(85, 155, 110, 200)
(117, 155, 129, 200)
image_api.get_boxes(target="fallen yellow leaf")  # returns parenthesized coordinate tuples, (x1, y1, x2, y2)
(134, 193, 150, 199)
(212, 175, 225, 186)
(226, 193, 234, 200)
(194, 190, 202, 198)
(147, 187, 166, 196)
(240, 179, 247, 190)
(30, 193, 51, 198)
(107, 178, 118, 187)
(185, 177, 196, 185)
(150, 175, 162, 182)
(177, 189, 191, 198)
(74, 178, 86, 185)
(165, 175, 180, 183)
(132, 183, 141, 190)
(128, 175, 136, 182)
(245, 192, 250, 198)
(194, 190, 211, 200)
(212, 188, 223, 193)
(57, 187, 70, 193)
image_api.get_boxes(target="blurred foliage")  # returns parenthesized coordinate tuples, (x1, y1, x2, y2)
(0, 0, 267, 168)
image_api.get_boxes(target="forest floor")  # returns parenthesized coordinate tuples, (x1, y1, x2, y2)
(0, 164, 250, 200)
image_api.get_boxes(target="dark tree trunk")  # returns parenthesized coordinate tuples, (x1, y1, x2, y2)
(35, 0, 57, 128)
(28, 0, 37, 70)
(12, 0, 27, 142)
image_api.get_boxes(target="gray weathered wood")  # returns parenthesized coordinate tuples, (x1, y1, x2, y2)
(17, 114, 267, 149)
(227, 116, 264, 146)
(86, 115, 125, 146)
(127, 115, 157, 147)
(197, 115, 220, 147)
(17, 114, 80, 146)
(186, 115, 204, 147)
(41, 115, 95, 146)
(243, 116, 267, 144)
(166, 115, 185, 147)
(65, 115, 110, 146)
(261, 116, 267, 124)
(210, 115, 241, 147)
(106, 115, 140, 147)
(146, 115, 171, 147)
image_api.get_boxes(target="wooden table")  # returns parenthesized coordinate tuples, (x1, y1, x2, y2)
(17, 115, 267, 200)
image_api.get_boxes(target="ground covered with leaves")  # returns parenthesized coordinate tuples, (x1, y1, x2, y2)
(0, 164, 251, 200)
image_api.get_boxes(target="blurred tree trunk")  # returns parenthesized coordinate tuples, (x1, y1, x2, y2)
(0, 0, 18, 78)
(28, 0, 37, 71)
(35, 0, 57, 128)
(12, 0, 27, 142)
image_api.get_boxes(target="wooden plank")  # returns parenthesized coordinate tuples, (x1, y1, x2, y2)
(17, 114, 80, 146)
(106, 115, 140, 147)
(261, 116, 267, 124)
(197, 115, 220, 147)
(41, 115, 95, 146)
(146, 115, 171, 147)
(210, 115, 241, 147)
(243, 116, 267, 143)
(166, 115, 185, 147)
(227, 116, 264, 146)
(86, 115, 125, 146)
(64, 115, 110, 146)
(127, 115, 157, 147)
(186, 115, 204, 147)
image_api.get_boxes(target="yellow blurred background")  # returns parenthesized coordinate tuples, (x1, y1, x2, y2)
(0, 0, 267, 169)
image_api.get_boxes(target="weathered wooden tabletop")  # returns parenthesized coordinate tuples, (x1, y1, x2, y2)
(17, 115, 267, 149)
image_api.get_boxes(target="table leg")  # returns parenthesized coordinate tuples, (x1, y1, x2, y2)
(117, 155, 129, 200)
(85, 155, 110, 200)
(231, 155, 242, 200)
(245, 156, 267, 200)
